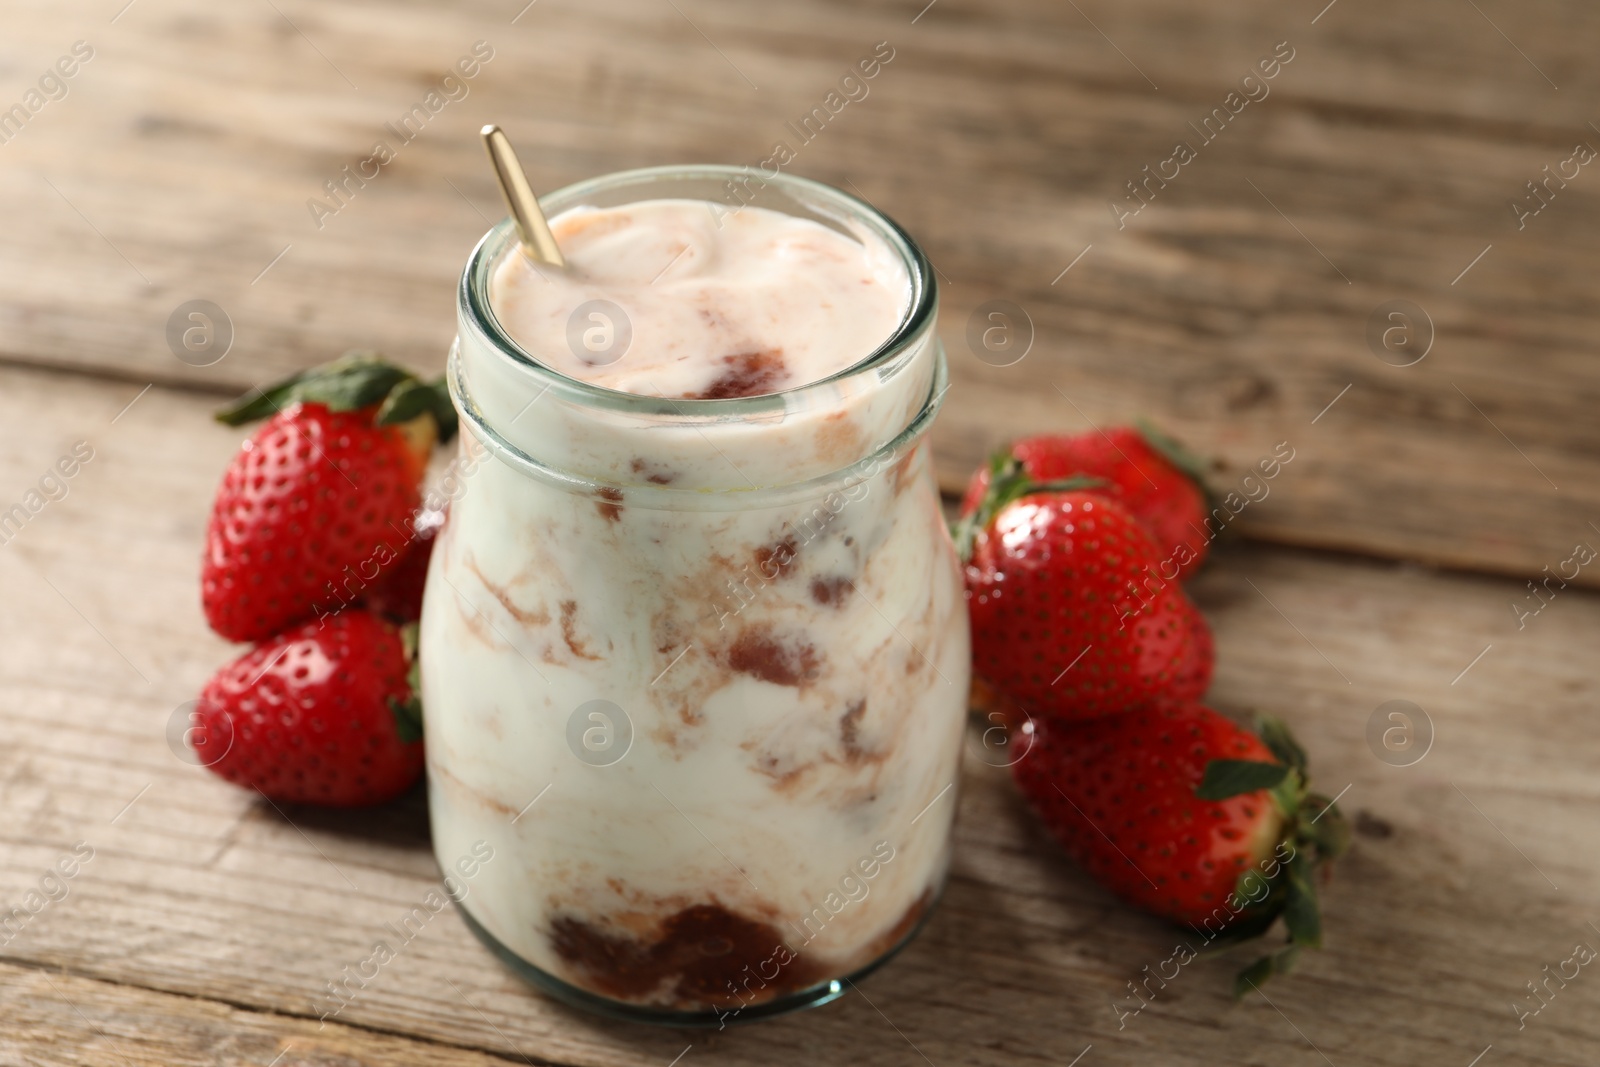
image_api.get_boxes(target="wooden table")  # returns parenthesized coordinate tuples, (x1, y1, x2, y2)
(2, 1, 1597, 1064)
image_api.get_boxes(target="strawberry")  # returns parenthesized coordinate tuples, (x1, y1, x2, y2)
(192, 609, 424, 806)
(202, 354, 456, 642)
(361, 508, 443, 625)
(1170, 595, 1215, 701)
(960, 425, 1211, 580)
(957, 463, 1214, 722)
(1013, 703, 1348, 993)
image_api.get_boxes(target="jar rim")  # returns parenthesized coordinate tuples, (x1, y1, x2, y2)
(457, 165, 939, 421)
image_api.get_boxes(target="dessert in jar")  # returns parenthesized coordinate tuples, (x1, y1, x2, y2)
(420, 166, 968, 1025)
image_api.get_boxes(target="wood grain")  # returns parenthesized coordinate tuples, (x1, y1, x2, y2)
(0, 0, 1597, 584)
(1, 365, 1597, 1064)
(0, 960, 527, 1067)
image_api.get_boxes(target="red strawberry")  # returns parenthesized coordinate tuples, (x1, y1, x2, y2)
(961, 425, 1211, 580)
(362, 508, 443, 624)
(1171, 595, 1215, 700)
(958, 465, 1214, 722)
(202, 355, 455, 642)
(192, 609, 424, 806)
(1012, 704, 1348, 992)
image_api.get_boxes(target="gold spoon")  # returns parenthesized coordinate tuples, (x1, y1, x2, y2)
(480, 124, 566, 270)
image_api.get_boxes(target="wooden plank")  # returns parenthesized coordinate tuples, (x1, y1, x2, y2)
(1, 0, 1597, 581)
(1, 364, 1598, 1063)
(0, 960, 527, 1067)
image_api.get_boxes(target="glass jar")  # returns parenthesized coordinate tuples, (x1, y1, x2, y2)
(420, 166, 968, 1027)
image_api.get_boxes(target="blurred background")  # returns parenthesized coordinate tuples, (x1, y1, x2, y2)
(3, 0, 1597, 578)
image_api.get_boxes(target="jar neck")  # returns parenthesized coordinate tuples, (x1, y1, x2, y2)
(449, 333, 947, 507)
(451, 167, 942, 500)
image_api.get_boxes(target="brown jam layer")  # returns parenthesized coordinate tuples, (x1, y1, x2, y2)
(549, 903, 825, 1008)
(547, 888, 936, 1009)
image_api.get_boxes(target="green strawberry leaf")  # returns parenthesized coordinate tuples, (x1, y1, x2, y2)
(1282, 855, 1322, 948)
(388, 694, 424, 744)
(1196, 759, 1289, 800)
(1193, 901, 1283, 950)
(1232, 952, 1276, 1000)
(1230, 866, 1276, 912)
(427, 376, 459, 444)
(297, 356, 414, 413)
(375, 375, 458, 444)
(1254, 715, 1309, 775)
(1268, 767, 1305, 821)
(375, 378, 437, 426)
(1233, 945, 1301, 1001)
(216, 369, 314, 426)
(387, 622, 425, 743)
(216, 352, 417, 426)
(1302, 794, 1353, 861)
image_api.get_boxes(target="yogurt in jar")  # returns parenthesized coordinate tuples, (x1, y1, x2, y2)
(488, 198, 910, 399)
(422, 170, 968, 1022)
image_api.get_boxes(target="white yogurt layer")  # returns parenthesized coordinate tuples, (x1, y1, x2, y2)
(488, 200, 910, 399)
